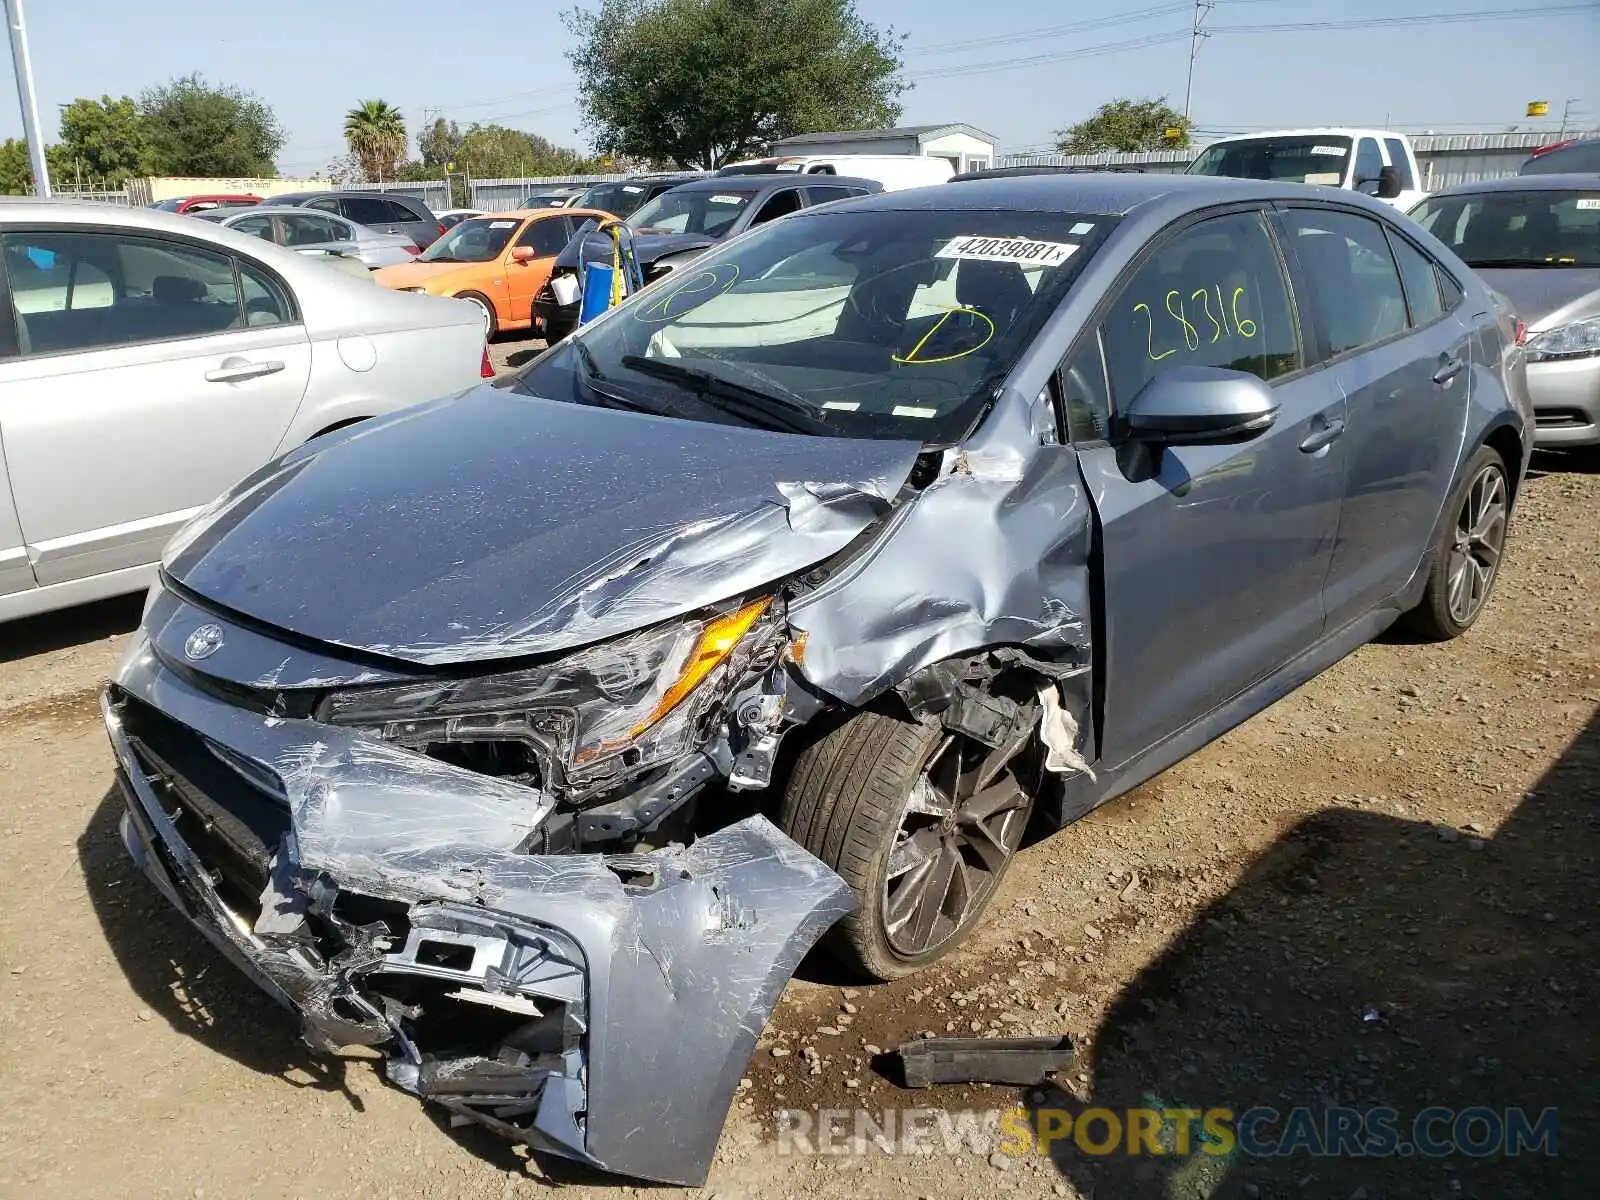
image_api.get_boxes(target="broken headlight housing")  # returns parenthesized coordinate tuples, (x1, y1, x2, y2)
(318, 598, 773, 793)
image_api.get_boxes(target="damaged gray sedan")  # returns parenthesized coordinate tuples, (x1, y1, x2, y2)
(104, 174, 1532, 1185)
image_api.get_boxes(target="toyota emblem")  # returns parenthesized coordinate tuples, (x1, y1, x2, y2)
(184, 623, 225, 661)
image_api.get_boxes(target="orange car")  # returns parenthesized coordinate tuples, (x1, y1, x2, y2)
(373, 207, 613, 338)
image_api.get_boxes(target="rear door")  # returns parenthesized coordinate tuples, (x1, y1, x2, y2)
(1278, 206, 1469, 627)
(0, 409, 33, 601)
(0, 227, 311, 585)
(1066, 207, 1347, 766)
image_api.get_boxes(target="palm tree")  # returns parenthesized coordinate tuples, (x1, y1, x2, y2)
(343, 100, 407, 183)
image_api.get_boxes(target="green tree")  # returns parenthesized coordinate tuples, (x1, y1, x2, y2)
(139, 74, 284, 176)
(56, 95, 150, 187)
(344, 99, 407, 182)
(418, 117, 465, 168)
(1055, 97, 1191, 154)
(0, 138, 34, 194)
(451, 123, 602, 178)
(564, 0, 907, 169)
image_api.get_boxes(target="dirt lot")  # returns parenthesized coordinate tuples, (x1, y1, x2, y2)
(0, 434, 1595, 1200)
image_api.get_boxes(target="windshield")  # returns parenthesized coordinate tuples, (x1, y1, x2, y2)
(1410, 189, 1600, 267)
(1188, 136, 1352, 185)
(416, 216, 522, 263)
(575, 180, 655, 219)
(149, 198, 185, 211)
(508, 207, 1113, 443)
(625, 189, 749, 236)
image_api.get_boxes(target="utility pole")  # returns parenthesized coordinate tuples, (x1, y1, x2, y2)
(1183, 0, 1215, 123)
(3, 0, 50, 197)
(1556, 98, 1580, 141)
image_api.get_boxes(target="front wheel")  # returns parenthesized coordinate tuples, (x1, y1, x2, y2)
(1401, 445, 1511, 640)
(455, 291, 498, 340)
(780, 705, 1036, 981)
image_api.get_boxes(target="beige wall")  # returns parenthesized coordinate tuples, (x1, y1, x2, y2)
(128, 177, 331, 205)
(921, 133, 995, 172)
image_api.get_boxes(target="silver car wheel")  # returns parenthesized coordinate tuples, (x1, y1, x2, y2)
(1446, 461, 1507, 624)
(882, 728, 1033, 958)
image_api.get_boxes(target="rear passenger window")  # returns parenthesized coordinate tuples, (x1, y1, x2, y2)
(1387, 231, 1444, 327)
(1436, 268, 1465, 310)
(1285, 210, 1408, 356)
(341, 198, 394, 225)
(382, 199, 422, 224)
(1100, 211, 1300, 408)
(238, 260, 294, 328)
(806, 186, 854, 206)
(3, 232, 244, 356)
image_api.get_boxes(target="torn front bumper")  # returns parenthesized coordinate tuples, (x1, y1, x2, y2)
(105, 637, 852, 1186)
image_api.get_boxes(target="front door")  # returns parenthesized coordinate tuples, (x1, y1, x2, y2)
(1068, 208, 1347, 767)
(0, 228, 312, 585)
(506, 214, 573, 324)
(1279, 206, 1472, 627)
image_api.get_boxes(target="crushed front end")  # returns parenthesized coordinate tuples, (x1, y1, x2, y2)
(105, 583, 853, 1186)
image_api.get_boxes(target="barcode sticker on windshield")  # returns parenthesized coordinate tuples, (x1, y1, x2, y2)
(710, 194, 745, 204)
(1303, 172, 1342, 186)
(821, 400, 861, 411)
(1310, 144, 1347, 156)
(490, 220, 516, 228)
(1576, 198, 1600, 210)
(623, 185, 644, 193)
(891, 404, 938, 418)
(936, 235, 1077, 267)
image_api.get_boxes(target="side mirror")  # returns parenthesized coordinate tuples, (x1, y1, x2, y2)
(1123, 366, 1279, 446)
(511, 246, 535, 263)
(1376, 164, 1403, 199)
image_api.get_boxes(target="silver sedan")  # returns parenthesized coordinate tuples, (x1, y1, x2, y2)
(198, 206, 420, 269)
(0, 200, 489, 622)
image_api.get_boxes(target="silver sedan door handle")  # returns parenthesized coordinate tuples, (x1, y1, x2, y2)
(205, 357, 286, 384)
(1298, 415, 1346, 454)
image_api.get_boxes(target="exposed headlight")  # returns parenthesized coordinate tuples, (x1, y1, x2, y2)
(320, 598, 773, 791)
(1526, 317, 1600, 362)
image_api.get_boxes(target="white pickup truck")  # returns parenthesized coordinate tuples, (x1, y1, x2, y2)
(1185, 128, 1429, 210)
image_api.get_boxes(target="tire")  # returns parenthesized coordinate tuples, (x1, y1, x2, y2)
(455, 291, 498, 340)
(1400, 445, 1511, 641)
(780, 705, 1036, 981)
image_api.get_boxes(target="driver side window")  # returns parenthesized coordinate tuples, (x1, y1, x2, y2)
(749, 188, 803, 227)
(1099, 211, 1300, 411)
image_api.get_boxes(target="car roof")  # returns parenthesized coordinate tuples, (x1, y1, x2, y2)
(837, 172, 1355, 217)
(460, 207, 612, 221)
(1426, 173, 1600, 197)
(222, 205, 344, 217)
(1203, 128, 1398, 142)
(662, 173, 883, 195)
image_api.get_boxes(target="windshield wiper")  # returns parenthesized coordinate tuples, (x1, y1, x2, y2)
(619, 354, 831, 434)
(1465, 258, 1573, 269)
(571, 340, 668, 416)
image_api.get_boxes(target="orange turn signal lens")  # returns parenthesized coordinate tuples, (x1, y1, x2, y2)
(629, 597, 772, 736)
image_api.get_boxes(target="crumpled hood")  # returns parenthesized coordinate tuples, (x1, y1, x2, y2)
(1477, 267, 1600, 330)
(162, 385, 920, 666)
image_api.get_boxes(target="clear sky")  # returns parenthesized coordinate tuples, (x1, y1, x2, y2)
(4, 0, 1597, 177)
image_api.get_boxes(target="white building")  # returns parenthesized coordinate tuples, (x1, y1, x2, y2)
(770, 124, 998, 174)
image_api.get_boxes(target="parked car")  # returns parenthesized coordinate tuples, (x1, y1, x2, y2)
(523, 186, 585, 208)
(1519, 137, 1600, 176)
(103, 174, 1530, 1188)
(0, 201, 490, 622)
(1186, 128, 1429, 210)
(436, 208, 487, 232)
(372, 207, 614, 338)
(532, 173, 882, 342)
(715, 153, 954, 190)
(266, 190, 446, 249)
(195, 206, 420, 269)
(148, 194, 263, 215)
(567, 172, 702, 221)
(1409, 174, 1600, 447)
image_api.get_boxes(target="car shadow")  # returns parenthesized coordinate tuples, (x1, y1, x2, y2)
(1, 593, 143, 665)
(1032, 707, 1598, 1198)
(78, 786, 371, 1112)
(502, 343, 548, 370)
(1527, 448, 1600, 478)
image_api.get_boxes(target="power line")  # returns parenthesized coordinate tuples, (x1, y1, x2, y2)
(1213, 3, 1598, 33)
(907, 5, 1189, 56)
(909, 30, 1191, 80)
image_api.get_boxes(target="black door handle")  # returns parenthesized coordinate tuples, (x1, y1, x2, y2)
(1432, 356, 1465, 385)
(1299, 416, 1346, 454)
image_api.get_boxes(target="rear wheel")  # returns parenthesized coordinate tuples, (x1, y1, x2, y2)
(455, 291, 497, 340)
(1401, 445, 1510, 640)
(781, 700, 1037, 981)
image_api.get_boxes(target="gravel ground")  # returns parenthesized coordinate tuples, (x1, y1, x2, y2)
(0, 445, 1594, 1200)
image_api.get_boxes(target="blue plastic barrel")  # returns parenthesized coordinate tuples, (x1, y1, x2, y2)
(579, 263, 615, 326)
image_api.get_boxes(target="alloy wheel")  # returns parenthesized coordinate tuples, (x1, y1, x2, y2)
(882, 727, 1034, 958)
(1446, 461, 1508, 624)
